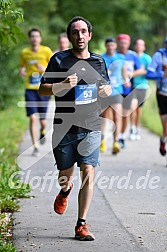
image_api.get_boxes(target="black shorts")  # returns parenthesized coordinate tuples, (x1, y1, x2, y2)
(156, 92, 167, 115)
(101, 94, 123, 110)
(132, 89, 147, 107)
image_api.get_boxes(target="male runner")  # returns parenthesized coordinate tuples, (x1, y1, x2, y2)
(100, 38, 125, 154)
(20, 28, 52, 156)
(116, 34, 145, 148)
(146, 37, 167, 156)
(130, 39, 151, 140)
(39, 16, 111, 241)
(53, 32, 70, 54)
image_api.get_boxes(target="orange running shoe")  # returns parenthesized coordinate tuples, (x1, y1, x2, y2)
(75, 224, 95, 241)
(54, 183, 73, 215)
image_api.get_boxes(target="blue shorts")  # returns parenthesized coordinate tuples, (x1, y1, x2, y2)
(52, 131, 101, 170)
(25, 90, 50, 119)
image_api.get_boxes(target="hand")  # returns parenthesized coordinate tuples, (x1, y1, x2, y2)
(98, 85, 112, 98)
(124, 81, 131, 88)
(62, 73, 78, 90)
(37, 63, 46, 72)
(20, 67, 27, 77)
(163, 71, 167, 78)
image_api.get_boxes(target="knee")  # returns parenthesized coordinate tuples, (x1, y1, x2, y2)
(114, 113, 121, 122)
(30, 114, 36, 122)
(122, 109, 129, 118)
(80, 165, 94, 182)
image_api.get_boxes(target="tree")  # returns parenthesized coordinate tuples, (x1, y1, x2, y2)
(0, 0, 24, 52)
(0, 0, 25, 109)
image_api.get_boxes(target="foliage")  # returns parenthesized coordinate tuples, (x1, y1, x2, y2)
(1, 0, 167, 110)
(54, 0, 167, 52)
(0, 240, 16, 252)
(0, 0, 25, 110)
(0, 106, 30, 249)
(0, 0, 25, 51)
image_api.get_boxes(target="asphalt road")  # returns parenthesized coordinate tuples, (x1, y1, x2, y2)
(13, 112, 167, 252)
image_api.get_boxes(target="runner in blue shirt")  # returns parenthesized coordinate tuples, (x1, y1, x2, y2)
(130, 39, 151, 140)
(146, 37, 167, 156)
(100, 38, 125, 154)
(116, 34, 145, 148)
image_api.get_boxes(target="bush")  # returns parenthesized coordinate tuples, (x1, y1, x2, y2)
(0, 50, 25, 110)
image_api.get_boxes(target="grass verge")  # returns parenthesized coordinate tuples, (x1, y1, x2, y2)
(0, 104, 30, 251)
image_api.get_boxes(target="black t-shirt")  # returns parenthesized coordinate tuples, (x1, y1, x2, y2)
(41, 49, 109, 133)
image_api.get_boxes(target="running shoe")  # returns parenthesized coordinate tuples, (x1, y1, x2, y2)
(112, 141, 120, 154)
(32, 146, 39, 157)
(129, 128, 137, 141)
(54, 183, 73, 215)
(135, 131, 141, 141)
(40, 129, 46, 144)
(100, 139, 107, 153)
(75, 224, 95, 241)
(159, 138, 166, 156)
(118, 138, 126, 149)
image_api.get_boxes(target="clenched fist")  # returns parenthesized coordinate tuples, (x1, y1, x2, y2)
(62, 73, 78, 90)
(98, 85, 112, 98)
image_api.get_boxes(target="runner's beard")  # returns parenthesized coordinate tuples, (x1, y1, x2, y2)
(73, 42, 88, 52)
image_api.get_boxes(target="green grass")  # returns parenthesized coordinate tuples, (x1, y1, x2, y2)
(0, 241, 16, 252)
(0, 104, 30, 249)
(141, 82, 162, 136)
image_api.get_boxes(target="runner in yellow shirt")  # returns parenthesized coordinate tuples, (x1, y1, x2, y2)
(20, 28, 52, 156)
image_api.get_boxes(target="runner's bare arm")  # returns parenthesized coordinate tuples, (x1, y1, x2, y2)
(37, 63, 47, 72)
(122, 64, 131, 87)
(19, 66, 27, 77)
(39, 74, 78, 96)
(98, 84, 112, 98)
(132, 67, 146, 77)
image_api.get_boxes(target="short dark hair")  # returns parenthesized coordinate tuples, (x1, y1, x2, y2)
(28, 28, 42, 38)
(58, 32, 68, 40)
(105, 38, 116, 44)
(67, 16, 92, 40)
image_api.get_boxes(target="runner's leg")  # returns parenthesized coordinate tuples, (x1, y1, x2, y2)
(136, 106, 142, 127)
(160, 114, 167, 138)
(58, 166, 74, 191)
(29, 114, 38, 146)
(130, 98, 138, 127)
(129, 98, 138, 140)
(100, 107, 113, 152)
(122, 109, 129, 134)
(78, 164, 94, 220)
(113, 103, 122, 142)
(75, 164, 95, 241)
(40, 118, 47, 131)
(112, 103, 122, 154)
(159, 114, 167, 156)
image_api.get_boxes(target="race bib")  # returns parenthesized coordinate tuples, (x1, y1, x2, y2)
(29, 73, 42, 86)
(75, 84, 97, 105)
